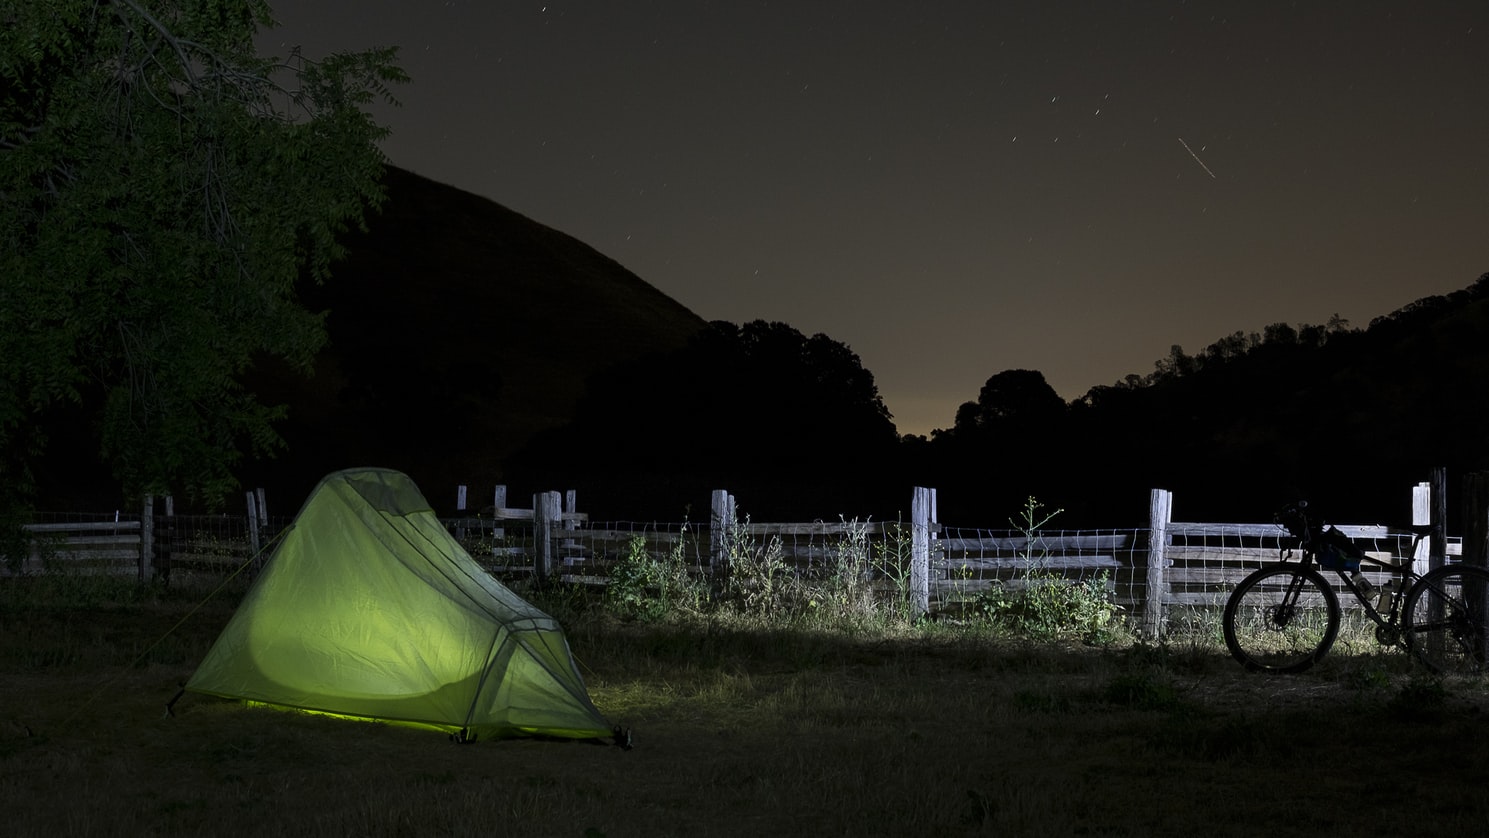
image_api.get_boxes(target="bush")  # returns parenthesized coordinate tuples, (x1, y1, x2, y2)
(971, 497, 1124, 644)
(975, 570, 1123, 644)
(605, 532, 706, 621)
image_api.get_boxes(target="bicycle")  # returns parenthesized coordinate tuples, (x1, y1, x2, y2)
(1222, 501, 1489, 674)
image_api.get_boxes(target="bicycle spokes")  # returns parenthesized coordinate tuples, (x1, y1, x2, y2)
(1403, 566, 1489, 675)
(1224, 566, 1340, 674)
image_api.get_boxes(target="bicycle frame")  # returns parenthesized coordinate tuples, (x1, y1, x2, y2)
(1285, 539, 1421, 645)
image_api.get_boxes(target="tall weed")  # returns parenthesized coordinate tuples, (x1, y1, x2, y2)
(722, 518, 791, 616)
(605, 530, 707, 621)
(972, 497, 1125, 644)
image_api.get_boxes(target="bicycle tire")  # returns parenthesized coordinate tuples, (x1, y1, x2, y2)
(1223, 564, 1340, 673)
(1401, 564, 1489, 676)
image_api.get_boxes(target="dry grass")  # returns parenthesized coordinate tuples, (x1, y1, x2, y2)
(4, 576, 1489, 837)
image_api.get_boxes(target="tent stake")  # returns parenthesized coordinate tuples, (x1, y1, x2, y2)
(164, 685, 185, 718)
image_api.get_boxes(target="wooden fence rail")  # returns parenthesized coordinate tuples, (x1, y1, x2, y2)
(450, 475, 1467, 633)
(10, 471, 1482, 640)
(5, 491, 283, 581)
(16, 520, 143, 577)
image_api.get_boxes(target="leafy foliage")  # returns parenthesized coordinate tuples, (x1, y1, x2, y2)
(973, 498, 1124, 644)
(0, 0, 405, 508)
(977, 570, 1123, 645)
(605, 533, 707, 622)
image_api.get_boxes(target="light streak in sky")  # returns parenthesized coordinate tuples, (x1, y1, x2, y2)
(1177, 137, 1217, 179)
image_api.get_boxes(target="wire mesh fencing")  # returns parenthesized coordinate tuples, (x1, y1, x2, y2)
(5, 509, 291, 581)
(10, 497, 1465, 639)
(452, 518, 707, 581)
(933, 525, 1148, 608)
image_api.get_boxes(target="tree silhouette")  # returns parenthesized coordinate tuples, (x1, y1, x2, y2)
(919, 274, 1489, 526)
(952, 369, 1066, 433)
(509, 320, 901, 519)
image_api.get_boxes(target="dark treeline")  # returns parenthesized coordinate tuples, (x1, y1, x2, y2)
(507, 320, 901, 522)
(510, 273, 1489, 529)
(15, 155, 1484, 530)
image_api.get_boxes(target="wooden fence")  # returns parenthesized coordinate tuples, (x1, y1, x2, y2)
(7, 490, 282, 581)
(9, 471, 1481, 638)
(13, 518, 144, 578)
(1142, 473, 1461, 635)
(445, 486, 945, 611)
(449, 486, 1146, 621)
(448, 475, 1467, 633)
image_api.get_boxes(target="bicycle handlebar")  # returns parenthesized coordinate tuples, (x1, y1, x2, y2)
(1275, 500, 1368, 567)
(1274, 501, 1321, 541)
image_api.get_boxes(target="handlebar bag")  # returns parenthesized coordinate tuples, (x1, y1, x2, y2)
(1316, 527, 1363, 572)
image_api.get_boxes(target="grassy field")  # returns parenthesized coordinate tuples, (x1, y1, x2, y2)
(3, 574, 1489, 837)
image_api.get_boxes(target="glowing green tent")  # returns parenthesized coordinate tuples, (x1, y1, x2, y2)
(185, 467, 612, 742)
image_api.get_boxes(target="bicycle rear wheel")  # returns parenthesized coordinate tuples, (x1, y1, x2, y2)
(1401, 564, 1489, 676)
(1223, 565, 1340, 673)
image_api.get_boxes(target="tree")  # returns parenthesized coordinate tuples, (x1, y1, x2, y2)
(1, 0, 405, 507)
(953, 369, 1066, 433)
(509, 320, 902, 519)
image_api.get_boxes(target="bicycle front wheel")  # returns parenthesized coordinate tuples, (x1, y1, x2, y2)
(1402, 564, 1489, 676)
(1223, 565, 1340, 673)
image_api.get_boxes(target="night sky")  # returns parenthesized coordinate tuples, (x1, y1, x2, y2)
(260, 2, 1489, 436)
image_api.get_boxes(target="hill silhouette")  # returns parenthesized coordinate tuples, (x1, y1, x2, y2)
(237, 166, 709, 510)
(31, 166, 706, 512)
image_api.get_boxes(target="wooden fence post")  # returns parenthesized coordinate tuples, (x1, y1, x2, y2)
(490, 485, 507, 556)
(910, 487, 932, 617)
(454, 485, 469, 541)
(160, 495, 174, 583)
(560, 490, 580, 559)
(710, 489, 736, 596)
(1144, 488, 1172, 637)
(246, 490, 261, 556)
(533, 490, 561, 585)
(1431, 466, 1448, 573)
(930, 487, 939, 569)
(1412, 481, 1432, 578)
(141, 494, 154, 584)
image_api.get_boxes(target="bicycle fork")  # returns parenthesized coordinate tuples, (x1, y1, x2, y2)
(1269, 571, 1314, 629)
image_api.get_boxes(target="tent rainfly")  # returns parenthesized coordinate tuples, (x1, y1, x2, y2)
(183, 467, 615, 743)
